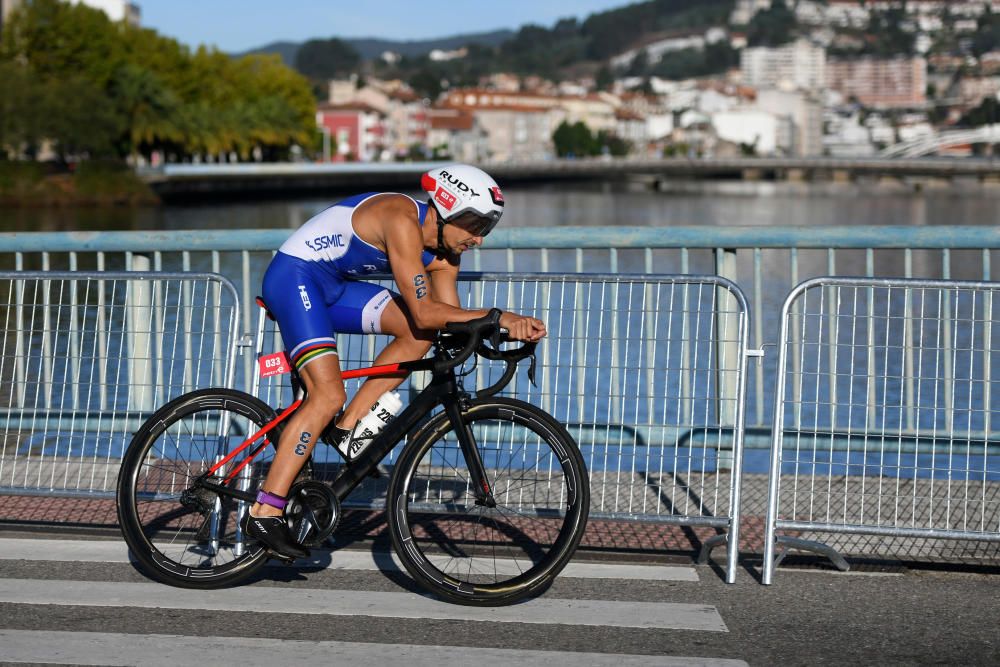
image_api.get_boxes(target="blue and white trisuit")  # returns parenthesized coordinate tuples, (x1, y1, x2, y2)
(261, 193, 436, 371)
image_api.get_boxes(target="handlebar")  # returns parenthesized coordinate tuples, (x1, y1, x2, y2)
(436, 309, 538, 397)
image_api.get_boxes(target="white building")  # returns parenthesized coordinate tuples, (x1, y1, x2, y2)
(741, 39, 826, 92)
(0, 0, 21, 31)
(611, 27, 730, 70)
(823, 111, 877, 157)
(711, 110, 780, 154)
(755, 89, 824, 156)
(824, 0, 871, 28)
(69, 0, 140, 25)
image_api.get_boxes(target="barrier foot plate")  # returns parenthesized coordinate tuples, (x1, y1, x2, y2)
(774, 536, 850, 572)
(696, 533, 728, 564)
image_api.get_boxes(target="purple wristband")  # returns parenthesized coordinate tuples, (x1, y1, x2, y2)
(256, 490, 287, 510)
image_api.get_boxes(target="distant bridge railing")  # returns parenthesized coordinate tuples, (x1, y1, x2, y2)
(879, 125, 1000, 159)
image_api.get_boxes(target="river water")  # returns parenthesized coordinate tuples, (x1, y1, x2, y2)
(4, 180, 1000, 231)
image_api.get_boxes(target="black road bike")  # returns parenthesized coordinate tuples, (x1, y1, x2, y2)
(116, 310, 590, 606)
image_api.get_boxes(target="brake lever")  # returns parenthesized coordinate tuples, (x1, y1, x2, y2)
(490, 326, 505, 350)
(527, 353, 537, 387)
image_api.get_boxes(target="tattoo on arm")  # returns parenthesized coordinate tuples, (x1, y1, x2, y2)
(413, 274, 428, 299)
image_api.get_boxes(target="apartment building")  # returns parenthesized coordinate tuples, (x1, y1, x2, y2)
(827, 57, 927, 108)
(741, 39, 826, 91)
(316, 102, 386, 162)
(426, 108, 489, 163)
(756, 89, 824, 156)
(328, 78, 429, 159)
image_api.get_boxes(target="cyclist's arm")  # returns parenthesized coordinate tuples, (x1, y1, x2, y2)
(424, 254, 547, 342)
(385, 213, 489, 331)
(426, 257, 461, 308)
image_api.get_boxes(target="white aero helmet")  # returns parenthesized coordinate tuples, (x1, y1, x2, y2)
(421, 164, 504, 236)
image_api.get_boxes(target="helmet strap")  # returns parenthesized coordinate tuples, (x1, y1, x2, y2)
(436, 217, 447, 256)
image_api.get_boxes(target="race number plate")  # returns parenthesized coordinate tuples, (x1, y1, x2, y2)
(258, 351, 291, 377)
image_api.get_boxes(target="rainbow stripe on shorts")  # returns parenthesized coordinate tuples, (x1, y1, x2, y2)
(289, 337, 338, 371)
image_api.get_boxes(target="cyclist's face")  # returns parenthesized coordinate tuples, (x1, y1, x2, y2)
(453, 213, 497, 238)
(444, 223, 482, 253)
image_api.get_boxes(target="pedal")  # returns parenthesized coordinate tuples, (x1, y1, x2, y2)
(267, 550, 297, 566)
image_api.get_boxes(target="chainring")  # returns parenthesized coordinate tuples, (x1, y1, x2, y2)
(285, 480, 340, 547)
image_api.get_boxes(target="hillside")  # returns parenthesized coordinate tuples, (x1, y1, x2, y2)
(238, 0, 736, 94)
(239, 30, 515, 65)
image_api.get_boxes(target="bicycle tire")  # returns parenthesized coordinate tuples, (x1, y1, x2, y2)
(386, 397, 589, 606)
(116, 388, 281, 589)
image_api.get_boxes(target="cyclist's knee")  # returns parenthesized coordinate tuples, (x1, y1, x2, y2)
(303, 384, 346, 418)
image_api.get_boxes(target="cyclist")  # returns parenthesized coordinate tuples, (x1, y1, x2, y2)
(244, 164, 547, 559)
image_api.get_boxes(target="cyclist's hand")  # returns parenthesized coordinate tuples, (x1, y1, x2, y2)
(499, 311, 547, 342)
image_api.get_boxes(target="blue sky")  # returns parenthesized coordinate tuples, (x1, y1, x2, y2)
(139, 0, 632, 53)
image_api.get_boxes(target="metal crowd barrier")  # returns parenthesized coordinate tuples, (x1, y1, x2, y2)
(762, 277, 1000, 584)
(252, 273, 755, 583)
(0, 272, 241, 497)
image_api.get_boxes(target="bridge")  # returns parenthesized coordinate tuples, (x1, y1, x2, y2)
(139, 157, 1000, 200)
(879, 124, 1000, 158)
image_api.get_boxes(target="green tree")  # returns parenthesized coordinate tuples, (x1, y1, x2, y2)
(746, 1, 797, 47)
(958, 96, 1000, 127)
(110, 64, 183, 160)
(972, 6, 1000, 56)
(627, 48, 650, 77)
(45, 75, 123, 159)
(409, 66, 444, 100)
(1, 0, 125, 88)
(294, 38, 361, 79)
(552, 121, 599, 157)
(0, 62, 47, 158)
(596, 130, 630, 156)
(595, 65, 614, 91)
(864, 5, 916, 56)
(651, 42, 739, 80)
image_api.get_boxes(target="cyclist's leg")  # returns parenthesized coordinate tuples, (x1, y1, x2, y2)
(248, 259, 348, 556)
(326, 283, 433, 429)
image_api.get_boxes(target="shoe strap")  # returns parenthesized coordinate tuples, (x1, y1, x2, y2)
(256, 490, 288, 510)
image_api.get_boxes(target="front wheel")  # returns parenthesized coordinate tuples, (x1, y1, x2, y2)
(387, 397, 589, 606)
(116, 388, 280, 588)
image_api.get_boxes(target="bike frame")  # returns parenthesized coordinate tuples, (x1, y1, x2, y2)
(196, 354, 496, 508)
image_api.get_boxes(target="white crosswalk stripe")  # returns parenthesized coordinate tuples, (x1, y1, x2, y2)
(0, 630, 749, 667)
(0, 537, 700, 581)
(0, 578, 728, 630)
(0, 536, 748, 666)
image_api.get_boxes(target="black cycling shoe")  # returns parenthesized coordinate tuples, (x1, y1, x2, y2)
(242, 513, 310, 561)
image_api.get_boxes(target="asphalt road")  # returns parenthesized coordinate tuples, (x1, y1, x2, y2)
(0, 528, 998, 666)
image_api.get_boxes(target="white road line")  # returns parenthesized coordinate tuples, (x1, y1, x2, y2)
(0, 578, 728, 631)
(0, 537, 699, 581)
(0, 630, 749, 666)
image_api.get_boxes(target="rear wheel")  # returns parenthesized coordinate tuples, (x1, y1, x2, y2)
(387, 397, 589, 606)
(116, 388, 281, 588)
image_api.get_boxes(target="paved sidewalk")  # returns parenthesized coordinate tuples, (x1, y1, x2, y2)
(4, 470, 999, 566)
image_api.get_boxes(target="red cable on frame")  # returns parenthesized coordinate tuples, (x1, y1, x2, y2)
(207, 399, 303, 477)
(341, 362, 404, 380)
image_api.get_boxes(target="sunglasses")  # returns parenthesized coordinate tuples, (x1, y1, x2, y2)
(453, 212, 500, 237)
